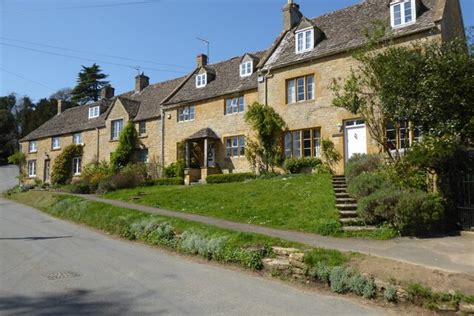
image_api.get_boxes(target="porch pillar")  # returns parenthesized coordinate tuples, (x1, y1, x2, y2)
(204, 138, 208, 168)
(185, 141, 190, 168)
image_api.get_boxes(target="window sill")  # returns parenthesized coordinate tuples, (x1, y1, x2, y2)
(391, 21, 416, 29)
(28, 176, 36, 179)
(29, 151, 37, 154)
(287, 99, 316, 106)
(138, 134, 148, 139)
(109, 139, 119, 143)
(51, 148, 61, 151)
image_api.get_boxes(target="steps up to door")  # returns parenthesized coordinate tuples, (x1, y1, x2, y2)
(332, 175, 377, 232)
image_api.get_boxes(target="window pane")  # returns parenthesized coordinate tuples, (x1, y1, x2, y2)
(297, 33, 303, 51)
(404, 1, 412, 22)
(297, 77, 305, 101)
(284, 133, 292, 157)
(313, 129, 321, 157)
(303, 129, 311, 157)
(239, 136, 245, 156)
(399, 122, 409, 149)
(287, 80, 295, 104)
(239, 97, 244, 112)
(386, 122, 397, 150)
(190, 106, 195, 120)
(393, 4, 402, 25)
(306, 76, 314, 100)
(305, 30, 312, 50)
(292, 131, 301, 158)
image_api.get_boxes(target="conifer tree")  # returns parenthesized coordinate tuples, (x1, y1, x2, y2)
(71, 64, 109, 105)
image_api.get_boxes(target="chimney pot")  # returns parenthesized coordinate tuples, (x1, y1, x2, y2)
(101, 85, 115, 99)
(57, 100, 70, 115)
(196, 54, 208, 68)
(135, 72, 149, 92)
(283, 1, 302, 31)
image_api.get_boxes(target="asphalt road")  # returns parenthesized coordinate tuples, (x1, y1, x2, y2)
(0, 165, 19, 192)
(0, 198, 384, 316)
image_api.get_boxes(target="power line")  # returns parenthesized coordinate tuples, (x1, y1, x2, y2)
(0, 1, 159, 13)
(0, 42, 188, 75)
(0, 67, 56, 91)
(0, 36, 190, 70)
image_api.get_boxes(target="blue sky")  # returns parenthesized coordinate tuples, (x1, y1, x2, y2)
(1, 0, 473, 101)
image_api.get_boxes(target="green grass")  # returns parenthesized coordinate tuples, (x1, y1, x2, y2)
(106, 174, 340, 234)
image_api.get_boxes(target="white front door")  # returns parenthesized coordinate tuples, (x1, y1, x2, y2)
(345, 120, 367, 161)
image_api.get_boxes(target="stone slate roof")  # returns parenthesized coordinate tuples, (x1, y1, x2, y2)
(163, 51, 266, 106)
(186, 128, 220, 141)
(21, 99, 113, 141)
(116, 97, 140, 118)
(263, 0, 443, 70)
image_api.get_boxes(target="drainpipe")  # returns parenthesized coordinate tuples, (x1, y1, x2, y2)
(160, 107, 165, 176)
(96, 128, 100, 162)
(262, 68, 272, 106)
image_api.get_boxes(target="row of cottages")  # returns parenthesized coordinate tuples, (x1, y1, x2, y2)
(20, 0, 465, 184)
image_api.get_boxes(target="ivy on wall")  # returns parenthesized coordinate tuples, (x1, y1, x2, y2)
(51, 144, 83, 185)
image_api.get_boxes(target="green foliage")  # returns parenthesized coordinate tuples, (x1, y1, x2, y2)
(63, 179, 91, 194)
(244, 102, 286, 172)
(321, 139, 341, 173)
(71, 64, 109, 105)
(345, 154, 383, 182)
(329, 266, 352, 294)
(111, 121, 137, 170)
(7, 151, 25, 166)
(80, 160, 112, 191)
(145, 177, 184, 186)
(384, 286, 398, 302)
(109, 163, 148, 190)
(314, 219, 342, 236)
(284, 157, 322, 174)
(206, 172, 256, 184)
(0, 106, 18, 165)
(51, 144, 83, 185)
(163, 160, 185, 178)
(362, 278, 377, 299)
(307, 262, 332, 284)
(348, 274, 368, 297)
(347, 171, 390, 199)
(303, 248, 348, 268)
(357, 186, 404, 224)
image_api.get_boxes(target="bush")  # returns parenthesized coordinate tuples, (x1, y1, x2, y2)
(284, 157, 322, 174)
(329, 266, 352, 294)
(145, 177, 184, 186)
(384, 286, 398, 302)
(307, 262, 332, 284)
(357, 186, 403, 224)
(81, 160, 112, 191)
(321, 139, 342, 173)
(110, 163, 148, 190)
(314, 219, 342, 236)
(51, 144, 83, 185)
(206, 172, 256, 184)
(64, 179, 91, 194)
(362, 278, 377, 299)
(345, 154, 383, 182)
(111, 121, 137, 170)
(164, 161, 185, 178)
(347, 172, 391, 199)
(179, 231, 228, 260)
(349, 274, 368, 296)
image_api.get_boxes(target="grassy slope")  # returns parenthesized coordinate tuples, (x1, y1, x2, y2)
(105, 174, 339, 233)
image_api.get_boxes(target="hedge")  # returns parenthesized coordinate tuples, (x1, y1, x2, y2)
(206, 172, 256, 184)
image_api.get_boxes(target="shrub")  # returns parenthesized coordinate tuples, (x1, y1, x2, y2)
(64, 179, 91, 194)
(7, 151, 25, 165)
(145, 177, 184, 186)
(349, 274, 368, 296)
(111, 121, 137, 170)
(51, 144, 83, 185)
(329, 266, 352, 294)
(345, 154, 383, 182)
(304, 248, 348, 268)
(321, 139, 342, 173)
(314, 219, 342, 236)
(362, 278, 377, 299)
(179, 231, 228, 260)
(357, 186, 403, 224)
(384, 286, 398, 302)
(347, 172, 390, 199)
(81, 160, 112, 191)
(284, 157, 322, 174)
(206, 172, 256, 184)
(110, 163, 148, 190)
(164, 160, 185, 178)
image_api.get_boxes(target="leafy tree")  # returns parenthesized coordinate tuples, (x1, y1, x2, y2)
(244, 102, 286, 172)
(51, 144, 83, 185)
(71, 64, 109, 105)
(15, 96, 35, 138)
(0, 107, 17, 165)
(50, 87, 72, 101)
(111, 121, 137, 170)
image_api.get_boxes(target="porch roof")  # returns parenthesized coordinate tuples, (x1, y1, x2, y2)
(186, 128, 219, 141)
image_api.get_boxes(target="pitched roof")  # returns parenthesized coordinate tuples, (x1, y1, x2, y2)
(186, 128, 220, 141)
(263, 0, 442, 70)
(116, 97, 140, 118)
(164, 51, 266, 106)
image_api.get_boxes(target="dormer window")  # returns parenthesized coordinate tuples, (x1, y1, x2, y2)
(295, 28, 314, 54)
(240, 61, 253, 77)
(196, 73, 207, 88)
(88, 106, 100, 119)
(390, 0, 416, 28)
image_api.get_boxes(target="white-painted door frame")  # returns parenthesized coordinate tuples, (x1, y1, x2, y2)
(344, 119, 367, 162)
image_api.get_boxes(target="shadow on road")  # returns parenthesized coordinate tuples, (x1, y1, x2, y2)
(0, 236, 72, 241)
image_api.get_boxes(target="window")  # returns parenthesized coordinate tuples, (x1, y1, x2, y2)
(72, 157, 82, 175)
(88, 106, 100, 119)
(295, 28, 314, 53)
(225, 136, 245, 158)
(111, 119, 123, 140)
(28, 160, 36, 177)
(385, 121, 421, 151)
(29, 141, 37, 153)
(73, 133, 82, 145)
(225, 96, 245, 115)
(178, 106, 195, 122)
(287, 75, 315, 104)
(284, 128, 321, 158)
(240, 61, 253, 77)
(52, 136, 60, 150)
(139, 148, 149, 163)
(139, 121, 146, 136)
(391, 0, 415, 28)
(196, 73, 207, 88)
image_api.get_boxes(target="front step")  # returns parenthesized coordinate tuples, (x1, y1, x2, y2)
(340, 218, 365, 225)
(335, 198, 357, 204)
(339, 210, 358, 218)
(342, 226, 378, 232)
(334, 188, 347, 194)
(335, 192, 350, 198)
(336, 204, 357, 211)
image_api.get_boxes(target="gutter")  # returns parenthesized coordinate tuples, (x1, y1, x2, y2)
(160, 107, 165, 175)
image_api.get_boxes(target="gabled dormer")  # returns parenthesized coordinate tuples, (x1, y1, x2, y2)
(390, 0, 418, 28)
(294, 17, 324, 54)
(239, 53, 258, 78)
(195, 54, 215, 88)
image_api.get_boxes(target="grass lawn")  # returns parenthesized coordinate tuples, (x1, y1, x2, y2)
(105, 174, 341, 235)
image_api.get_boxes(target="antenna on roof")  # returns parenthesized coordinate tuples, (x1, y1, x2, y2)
(196, 37, 210, 62)
(133, 65, 141, 75)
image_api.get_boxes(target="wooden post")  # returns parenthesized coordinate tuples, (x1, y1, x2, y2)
(185, 141, 190, 168)
(204, 138, 208, 168)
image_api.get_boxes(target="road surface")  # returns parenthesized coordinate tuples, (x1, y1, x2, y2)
(0, 197, 384, 315)
(0, 165, 18, 192)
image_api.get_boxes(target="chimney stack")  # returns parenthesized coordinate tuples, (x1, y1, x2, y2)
(196, 54, 208, 68)
(57, 100, 70, 115)
(283, 0, 302, 31)
(135, 72, 150, 92)
(101, 85, 115, 99)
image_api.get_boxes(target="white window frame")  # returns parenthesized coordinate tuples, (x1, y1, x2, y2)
(72, 133, 83, 145)
(52, 136, 61, 150)
(240, 61, 253, 77)
(390, 0, 416, 28)
(28, 160, 36, 177)
(29, 141, 37, 153)
(295, 28, 314, 54)
(111, 119, 124, 140)
(196, 73, 207, 88)
(72, 157, 82, 175)
(138, 121, 146, 136)
(177, 106, 195, 122)
(88, 106, 100, 119)
(225, 96, 245, 115)
(287, 75, 315, 104)
(284, 128, 321, 159)
(225, 136, 245, 158)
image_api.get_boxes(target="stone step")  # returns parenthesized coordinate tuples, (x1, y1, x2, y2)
(334, 188, 347, 193)
(335, 198, 357, 204)
(336, 203, 357, 210)
(340, 218, 365, 225)
(335, 192, 350, 198)
(333, 184, 347, 188)
(332, 175, 346, 179)
(332, 180, 347, 184)
(339, 210, 358, 218)
(342, 226, 378, 232)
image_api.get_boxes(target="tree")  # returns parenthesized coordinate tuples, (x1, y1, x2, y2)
(111, 121, 137, 170)
(0, 95, 18, 164)
(71, 64, 109, 105)
(244, 102, 286, 172)
(50, 87, 72, 101)
(14, 96, 35, 138)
